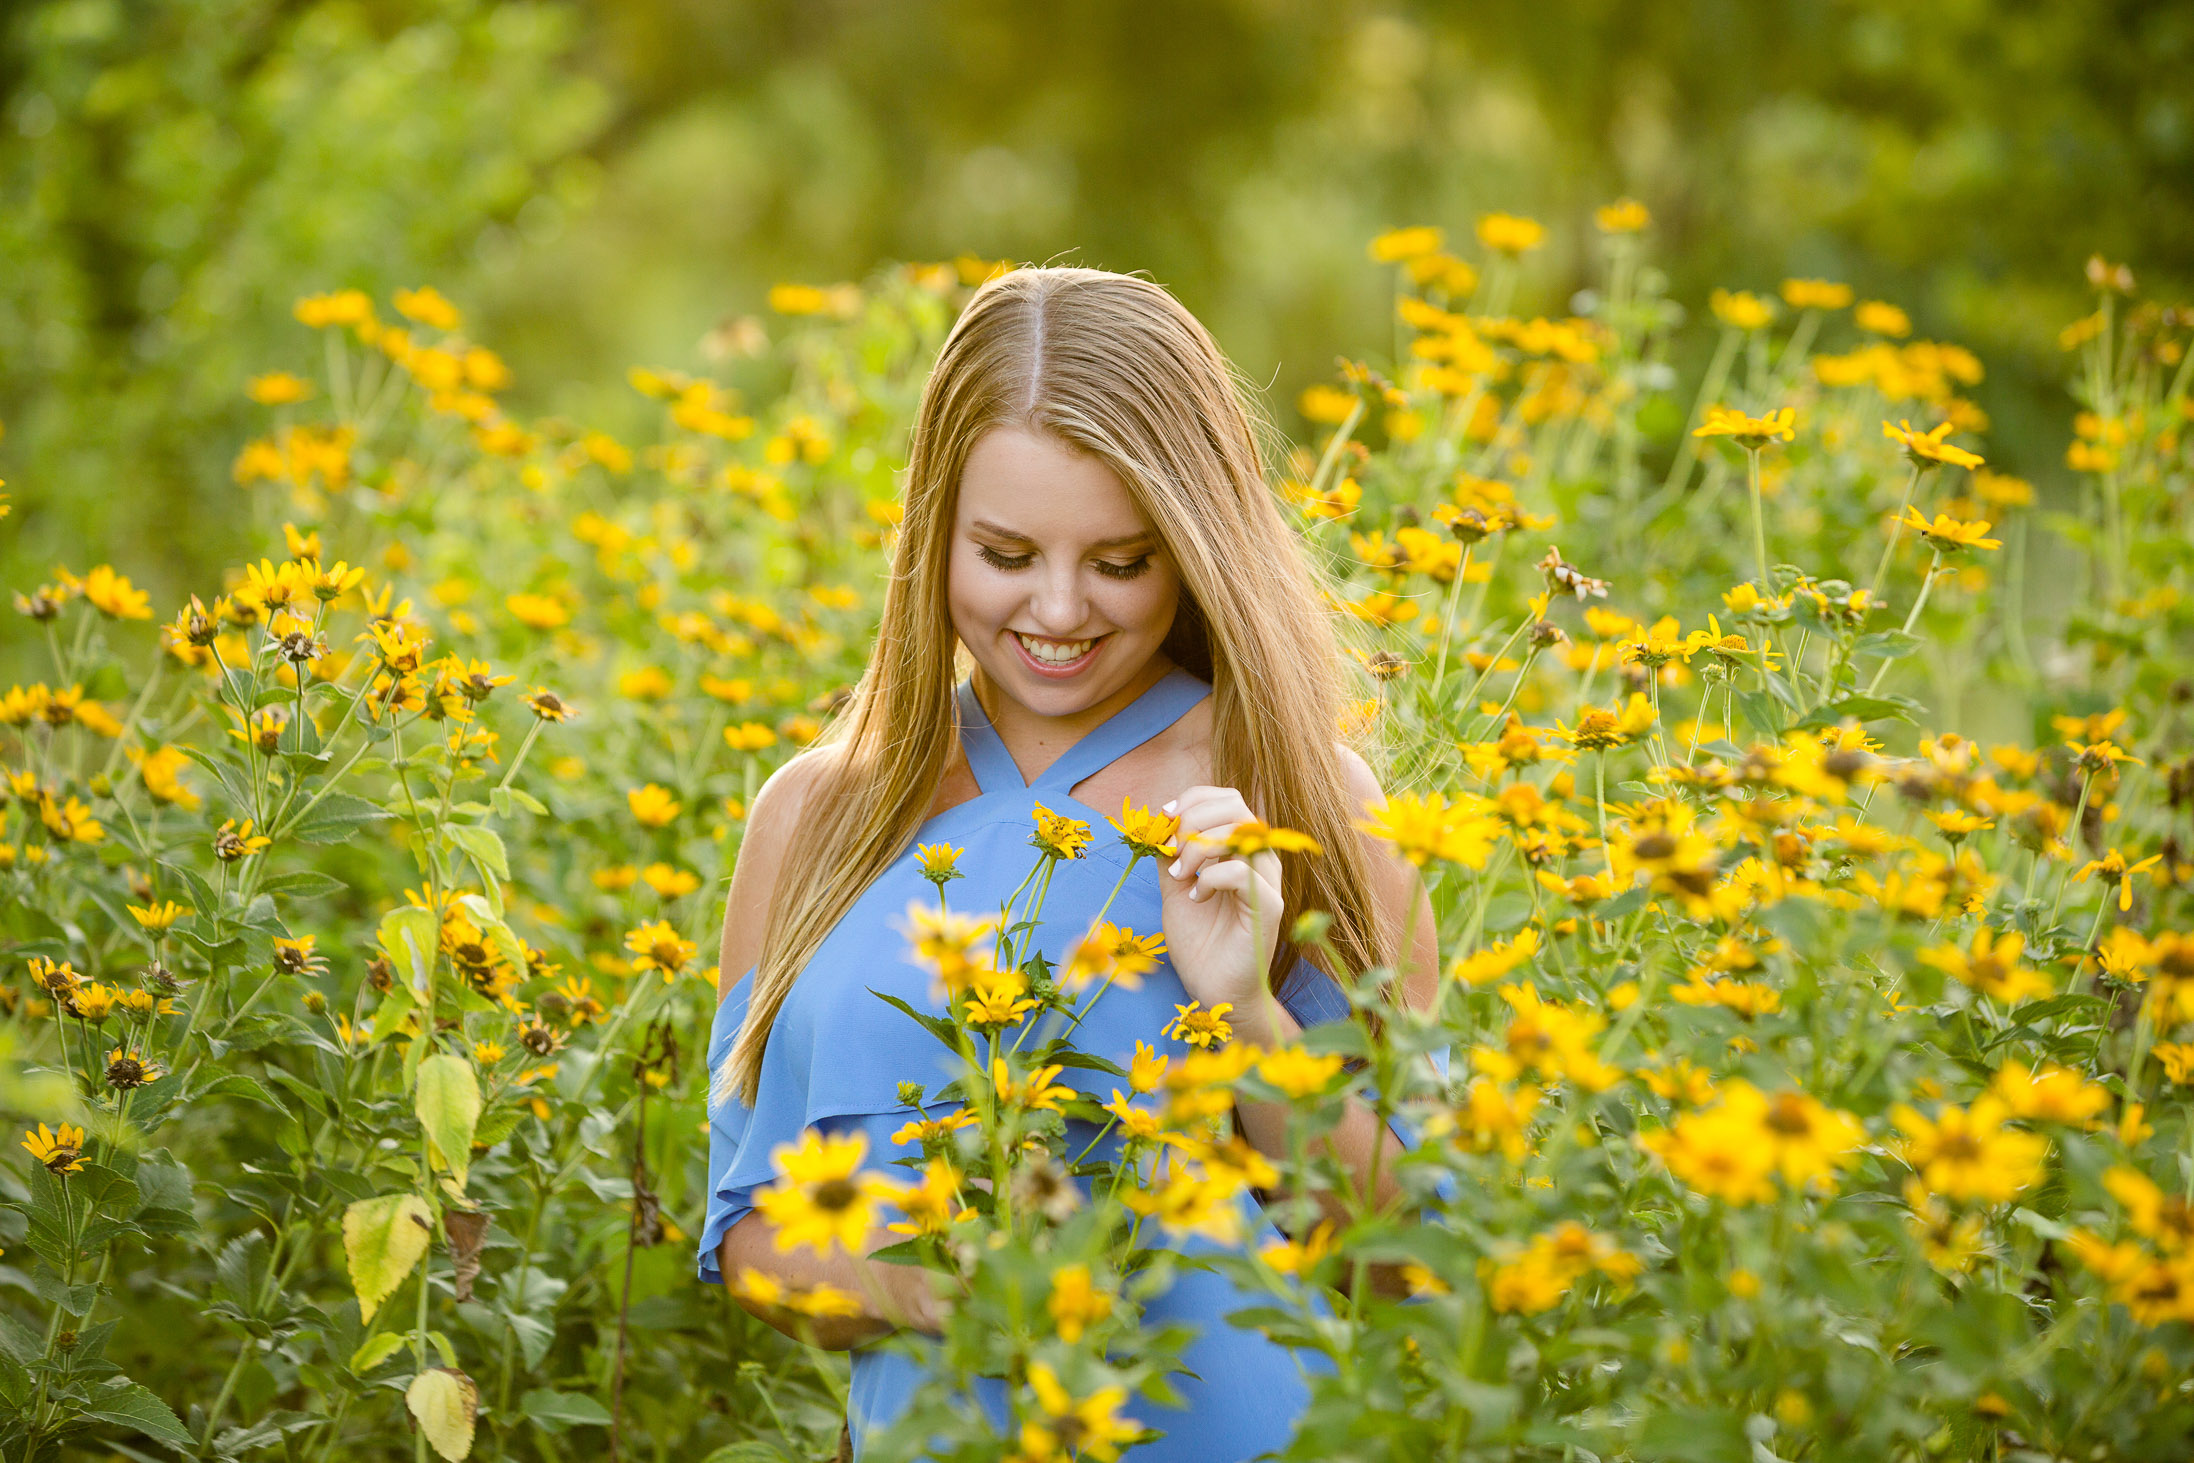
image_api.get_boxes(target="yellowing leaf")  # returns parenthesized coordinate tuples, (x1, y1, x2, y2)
(415, 1053, 482, 1190)
(406, 1366, 479, 1461)
(343, 1193, 433, 1325)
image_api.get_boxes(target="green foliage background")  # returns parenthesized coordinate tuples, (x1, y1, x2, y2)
(3, 0, 2190, 628)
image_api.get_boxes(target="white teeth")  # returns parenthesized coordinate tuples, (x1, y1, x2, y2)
(1017, 632, 1096, 664)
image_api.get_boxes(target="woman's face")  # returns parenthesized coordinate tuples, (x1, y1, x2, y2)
(948, 424, 1180, 718)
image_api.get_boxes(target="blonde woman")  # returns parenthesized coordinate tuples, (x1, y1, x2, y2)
(698, 265, 1445, 1460)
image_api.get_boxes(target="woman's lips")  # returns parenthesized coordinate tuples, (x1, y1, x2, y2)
(1011, 630, 1108, 678)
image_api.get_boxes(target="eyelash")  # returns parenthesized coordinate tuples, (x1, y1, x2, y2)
(974, 543, 1153, 580)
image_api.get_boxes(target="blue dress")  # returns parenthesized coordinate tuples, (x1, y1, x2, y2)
(697, 666, 1447, 1461)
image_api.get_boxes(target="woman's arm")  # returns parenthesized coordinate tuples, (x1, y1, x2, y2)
(712, 743, 950, 1348)
(719, 1207, 949, 1350)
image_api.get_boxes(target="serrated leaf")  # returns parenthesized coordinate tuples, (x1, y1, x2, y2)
(288, 792, 392, 845)
(259, 870, 346, 898)
(416, 1054, 482, 1190)
(80, 1377, 195, 1450)
(1794, 694, 1922, 730)
(521, 1387, 613, 1432)
(446, 825, 508, 883)
(342, 1193, 434, 1324)
(406, 1367, 478, 1462)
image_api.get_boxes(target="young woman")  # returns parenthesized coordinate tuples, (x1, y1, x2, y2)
(697, 265, 1444, 1460)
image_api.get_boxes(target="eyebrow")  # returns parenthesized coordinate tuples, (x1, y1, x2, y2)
(970, 519, 1156, 551)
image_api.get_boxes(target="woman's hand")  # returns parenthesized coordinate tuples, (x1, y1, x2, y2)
(1159, 786, 1284, 1016)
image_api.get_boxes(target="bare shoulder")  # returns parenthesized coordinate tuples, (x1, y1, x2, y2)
(718, 743, 845, 998)
(1331, 739, 1385, 812)
(1331, 739, 1440, 1011)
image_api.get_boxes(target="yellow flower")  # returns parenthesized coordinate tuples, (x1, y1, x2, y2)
(624, 920, 698, 979)
(1708, 289, 1776, 332)
(626, 784, 681, 827)
(1903, 1179, 1987, 1274)
(1557, 693, 1657, 751)
(78, 565, 152, 620)
(212, 818, 271, 861)
(1013, 1361, 1143, 1463)
(1029, 801, 1092, 861)
(1692, 404, 1796, 451)
(1129, 1040, 1170, 1095)
(1368, 225, 1444, 262)
(1883, 418, 1984, 471)
(505, 592, 570, 629)
(1919, 926, 2050, 1005)
(1897, 505, 2000, 553)
(523, 687, 575, 723)
(962, 971, 1041, 1029)
(1594, 198, 1650, 233)
(1891, 1097, 2048, 1203)
(2072, 848, 2163, 913)
(1476, 213, 1545, 255)
(1780, 279, 1853, 311)
(1253, 1046, 1344, 1099)
(1164, 1001, 1233, 1049)
(104, 1047, 159, 1091)
(247, 371, 314, 405)
(1209, 818, 1323, 858)
(992, 1059, 1072, 1113)
(1990, 1061, 2111, 1127)
(629, 862, 697, 902)
(1487, 1222, 1642, 1314)
(126, 901, 192, 933)
(1355, 791, 1497, 869)
(1106, 796, 1180, 861)
(890, 1107, 976, 1148)
(1855, 300, 1911, 337)
(393, 286, 462, 331)
(21, 1122, 87, 1175)
(914, 843, 962, 885)
(1258, 1219, 1339, 1278)
(1046, 1263, 1114, 1342)
(754, 1130, 892, 1257)
(1297, 383, 1361, 425)
(881, 1156, 973, 1238)
(1448, 927, 1541, 987)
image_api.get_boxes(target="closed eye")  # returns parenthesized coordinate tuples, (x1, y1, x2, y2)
(975, 544, 1153, 581)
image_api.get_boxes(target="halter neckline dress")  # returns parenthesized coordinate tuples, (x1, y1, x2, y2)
(698, 665, 1445, 1461)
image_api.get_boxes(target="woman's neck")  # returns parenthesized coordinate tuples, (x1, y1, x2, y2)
(970, 651, 1177, 775)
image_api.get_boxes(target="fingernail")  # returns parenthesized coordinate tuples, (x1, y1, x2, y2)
(1168, 860, 1182, 877)
(1161, 799, 1176, 814)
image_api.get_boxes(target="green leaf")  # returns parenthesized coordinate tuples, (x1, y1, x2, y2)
(379, 905, 440, 996)
(416, 1054, 482, 1189)
(288, 793, 392, 845)
(866, 990, 963, 1051)
(342, 1193, 434, 1325)
(1793, 693, 1923, 730)
(349, 1331, 408, 1375)
(259, 870, 346, 899)
(80, 1377, 195, 1450)
(1853, 629, 1924, 662)
(1734, 689, 1784, 739)
(506, 786, 548, 815)
(447, 826, 509, 903)
(472, 1102, 525, 1151)
(520, 1387, 613, 1433)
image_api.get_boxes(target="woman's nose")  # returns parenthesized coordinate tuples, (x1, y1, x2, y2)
(1028, 568, 1090, 634)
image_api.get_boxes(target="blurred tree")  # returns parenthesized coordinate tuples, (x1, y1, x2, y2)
(2, 0, 2188, 613)
(0, 0, 608, 605)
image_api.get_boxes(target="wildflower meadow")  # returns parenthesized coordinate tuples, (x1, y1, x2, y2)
(2, 209, 2192, 1463)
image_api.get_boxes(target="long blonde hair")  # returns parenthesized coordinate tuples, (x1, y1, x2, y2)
(722, 265, 1392, 1106)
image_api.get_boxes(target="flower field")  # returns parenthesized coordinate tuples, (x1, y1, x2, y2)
(2, 208, 2192, 1462)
